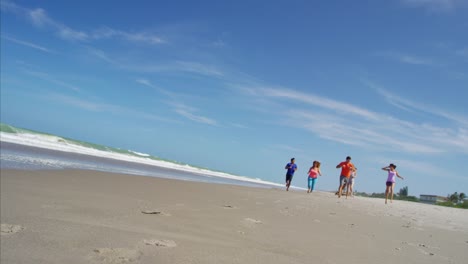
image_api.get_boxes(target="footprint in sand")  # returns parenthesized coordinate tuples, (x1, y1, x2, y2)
(222, 205, 238, 209)
(1, 224, 24, 236)
(90, 248, 142, 264)
(402, 222, 412, 228)
(403, 242, 439, 256)
(141, 210, 171, 216)
(143, 239, 177, 248)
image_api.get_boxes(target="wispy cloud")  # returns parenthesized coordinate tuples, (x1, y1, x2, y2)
(171, 102, 217, 125)
(367, 80, 468, 126)
(135, 79, 222, 126)
(2, 1, 165, 44)
(129, 61, 224, 77)
(399, 55, 434, 65)
(238, 84, 468, 154)
(135, 78, 174, 97)
(173, 61, 224, 77)
(86, 47, 224, 78)
(46, 93, 178, 123)
(22, 69, 80, 92)
(375, 51, 434, 66)
(229, 122, 248, 129)
(245, 86, 379, 120)
(400, 0, 467, 13)
(1, 35, 55, 53)
(92, 27, 165, 44)
(28, 8, 88, 41)
(87, 47, 121, 66)
(135, 79, 153, 88)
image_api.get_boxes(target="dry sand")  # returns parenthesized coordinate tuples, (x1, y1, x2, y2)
(1, 169, 467, 264)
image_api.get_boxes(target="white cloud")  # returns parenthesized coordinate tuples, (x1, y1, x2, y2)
(3, 2, 164, 44)
(375, 51, 434, 66)
(172, 103, 217, 125)
(252, 86, 379, 120)
(23, 69, 80, 92)
(239, 84, 468, 154)
(1, 35, 55, 53)
(46, 93, 178, 123)
(27, 8, 89, 41)
(135, 78, 174, 98)
(399, 55, 433, 65)
(174, 61, 224, 77)
(368, 81, 468, 126)
(401, 0, 466, 12)
(119, 60, 224, 78)
(229, 122, 248, 129)
(92, 27, 165, 44)
(28, 8, 52, 27)
(136, 79, 153, 88)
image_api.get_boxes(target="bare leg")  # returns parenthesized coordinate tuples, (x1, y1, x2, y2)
(390, 184, 395, 203)
(286, 180, 290, 191)
(346, 183, 350, 199)
(338, 184, 343, 198)
(385, 186, 389, 204)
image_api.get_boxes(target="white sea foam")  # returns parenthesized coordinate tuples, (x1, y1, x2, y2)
(0, 132, 283, 188)
(129, 150, 150, 157)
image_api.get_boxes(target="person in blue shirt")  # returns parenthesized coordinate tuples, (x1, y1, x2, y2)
(285, 158, 297, 191)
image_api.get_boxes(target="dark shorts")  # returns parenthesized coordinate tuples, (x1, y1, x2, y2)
(386, 181, 394, 187)
(286, 174, 294, 182)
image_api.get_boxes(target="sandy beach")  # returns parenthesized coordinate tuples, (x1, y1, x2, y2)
(1, 169, 467, 264)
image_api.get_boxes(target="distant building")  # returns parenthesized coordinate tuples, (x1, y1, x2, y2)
(419, 194, 447, 204)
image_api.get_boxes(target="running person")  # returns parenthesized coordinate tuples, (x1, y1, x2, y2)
(336, 156, 355, 198)
(307, 161, 322, 193)
(285, 158, 297, 191)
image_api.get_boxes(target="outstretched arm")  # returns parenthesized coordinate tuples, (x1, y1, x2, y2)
(396, 171, 404, 180)
(336, 163, 342, 169)
(318, 168, 322, 176)
(382, 166, 390, 171)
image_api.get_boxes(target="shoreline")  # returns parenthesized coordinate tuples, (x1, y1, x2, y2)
(1, 169, 467, 263)
(0, 141, 286, 189)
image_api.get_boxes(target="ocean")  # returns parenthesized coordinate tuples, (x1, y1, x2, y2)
(0, 123, 283, 189)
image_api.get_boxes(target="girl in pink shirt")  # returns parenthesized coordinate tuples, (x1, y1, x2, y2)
(307, 161, 322, 193)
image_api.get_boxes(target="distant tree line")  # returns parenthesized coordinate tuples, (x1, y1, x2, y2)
(439, 192, 468, 209)
(354, 187, 467, 209)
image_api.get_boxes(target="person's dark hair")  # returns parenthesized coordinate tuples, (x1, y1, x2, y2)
(346, 156, 351, 160)
(389, 163, 397, 169)
(291, 158, 295, 162)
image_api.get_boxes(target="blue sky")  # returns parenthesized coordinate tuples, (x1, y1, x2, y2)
(1, 0, 467, 197)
